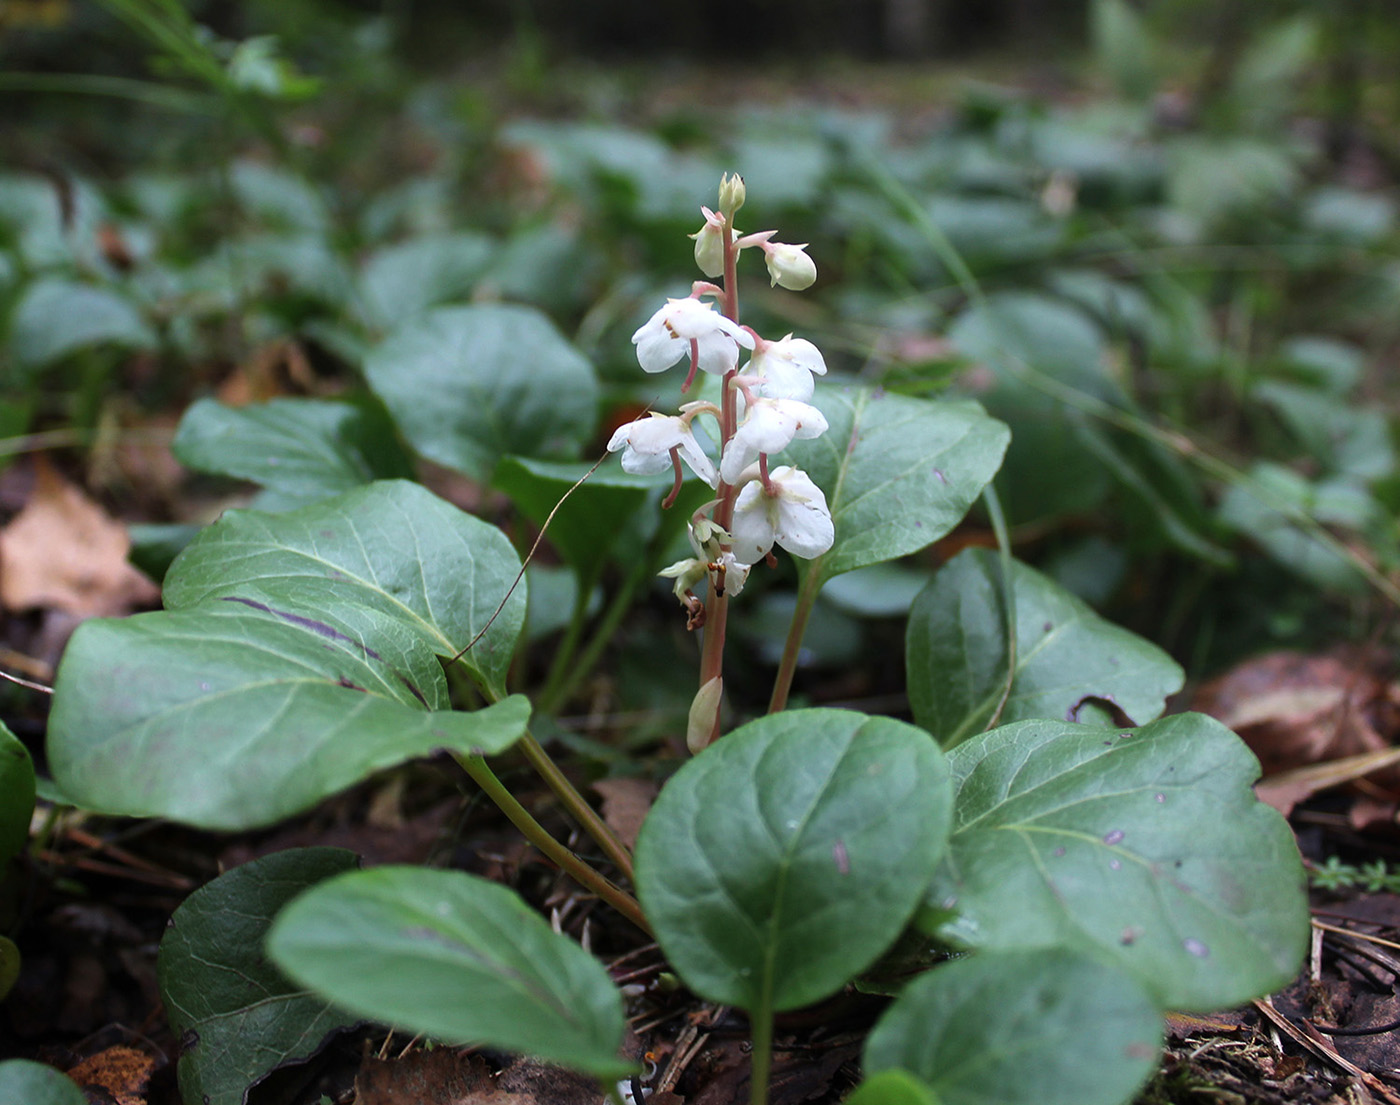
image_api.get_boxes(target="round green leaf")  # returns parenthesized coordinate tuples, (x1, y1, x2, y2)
(47, 604, 529, 829)
(785, 387, 1009, 581)
(172, 397, 414, 509)
(922, 714, 1309, 1011)
(0, 1061, 87, 1105)
(635, 710, 953, 1012)
(8, 278, 155, 375)
(358, 233, 497, 329)
(159, 848, 362, 1105)
(864, 948, 1162, 1105)
(0, 721, 35, 867)
(267, 866, 630, 1080)
(162, 480, 524, 698)
(365, 304, 599, 482)
(845, 1069, 944, 1105)
(906, 548, 1183, 747)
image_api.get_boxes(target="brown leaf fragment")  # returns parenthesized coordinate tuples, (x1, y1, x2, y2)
(66, 1045, 156, 1105)
(0, 457, 158, 618)
(1194, 651, 1400, 797)
(355, 1048, 502, 1105)
(355, 1049, 606, 1105)
(592, 778, 658, 851)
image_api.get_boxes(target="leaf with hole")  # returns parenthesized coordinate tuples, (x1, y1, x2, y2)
(267, 866, 631, 1080)
(159, 848, 362, 1105)
(921, 713, 1309, 1010)
(635, 709, 952, 1012)
(864, 948, 1161, 1105)
(906, 548, 1183, 746)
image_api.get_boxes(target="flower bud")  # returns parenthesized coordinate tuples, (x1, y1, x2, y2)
(762, 241, 816, 291)
(718, 172, 745, 218)
(690, 218, 725, 278)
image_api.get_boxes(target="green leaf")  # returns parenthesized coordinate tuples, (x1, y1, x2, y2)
(365, 304, 599, 482)
(864, 948, 1161, 1105)
(1091, 0, 1157, 101)
(921, 714, 1310, 1011)
(0, 936, 20, 1001)
(162, 481, 525, 698)
(47, 605, 531, 828)
(0, 1061, 87, 1105)
(267, 866, 630, 1080)
(906, 548, 1183, 747)
(358, 233, 497, 329)
(0, 721, 34, 867)
(8, 279, 155, 375)
(785, 386, 1009, 581)
(845, 1069, 944, 1105)
(635, 709, 952, 1012)
(159, 848, 361, 1105)
(173, 397, 416, 508)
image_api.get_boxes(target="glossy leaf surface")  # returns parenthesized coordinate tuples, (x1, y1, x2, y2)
(163, 481, 524, 697)
(785, 387, 1008, 580)
(159, 848, 361, 1105)
(47, 606, 530, 828)
(906, 548, 1183, 746)
(636, 710, 952, 1012)
(172, 397, 414, 508)
(864, 948, 1161, 1105)
(364, 304, 599, 481)
(267, 866, 631, 1079)
(922, 714, 1309, 1011)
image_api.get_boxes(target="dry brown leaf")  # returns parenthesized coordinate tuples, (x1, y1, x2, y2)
(592, 777, 658, 851)
(0, 457, 158, 618)
(355, 1049, 603, 1105)
(217, 337, 315, 405)
(66, 1044, 156, 1105)
(1194, 652, 1400, 797)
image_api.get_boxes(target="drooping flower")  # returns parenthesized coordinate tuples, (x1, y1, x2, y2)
(607, 412, 717, 487)
(631, 297, 754, 377)
(729, 466, 834, 566)
(761, 241, 816, 291)
(720, 398, 828, 484)
(746, 334, 827, 401)
(689, 207, 729, 278)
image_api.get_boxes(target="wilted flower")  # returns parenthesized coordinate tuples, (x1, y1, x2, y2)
(607, 412, 717, 487)
(729, 466, 834, 566)
(632, 297, 754, 377)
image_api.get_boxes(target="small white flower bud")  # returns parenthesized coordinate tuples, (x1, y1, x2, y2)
(762, 242, 816, 291)
(718, 173, 746, 218)
(690, 217, 725, 278)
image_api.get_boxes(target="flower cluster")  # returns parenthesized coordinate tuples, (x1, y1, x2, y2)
(607, 174, 834, 628)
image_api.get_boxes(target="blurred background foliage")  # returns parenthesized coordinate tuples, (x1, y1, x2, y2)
(1, 0, 1398, 702)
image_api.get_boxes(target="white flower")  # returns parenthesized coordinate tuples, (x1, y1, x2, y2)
(689, 207, 729, 278)
(761, 242, 816, 291)
(729, 466, 834, 566)
(748, 334, 827, 401)
(720, 397, 828, 484)
(607, 413, 718, 487)
(631, 297, 754, 377)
